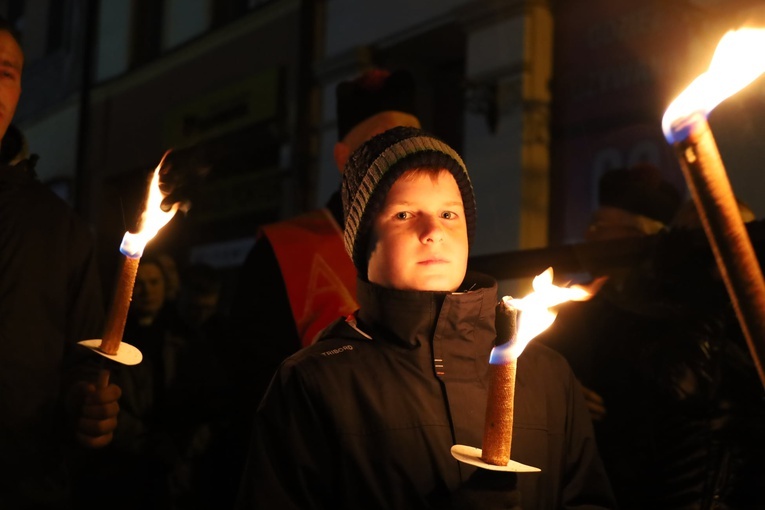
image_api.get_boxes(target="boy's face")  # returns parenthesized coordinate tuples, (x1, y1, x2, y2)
(367, 169, 468, 292)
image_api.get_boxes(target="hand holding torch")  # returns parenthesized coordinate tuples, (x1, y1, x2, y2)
(451, 268, 589, 471)
(78, 151, 180, 381)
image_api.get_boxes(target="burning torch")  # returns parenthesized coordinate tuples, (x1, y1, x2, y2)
(451, 268, 589, 471)
(78, 151, 180, 384)
(663, 27, 765, 389)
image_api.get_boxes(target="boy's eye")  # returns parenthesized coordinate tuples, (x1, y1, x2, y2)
(395, 211, 411, 220)
(441, 211, 456, 219)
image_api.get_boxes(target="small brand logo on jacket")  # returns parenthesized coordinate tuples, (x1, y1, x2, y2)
(321, 345, 354, 356)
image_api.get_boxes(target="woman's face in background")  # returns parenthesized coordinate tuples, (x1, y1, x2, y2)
(133, 262, 166, 319)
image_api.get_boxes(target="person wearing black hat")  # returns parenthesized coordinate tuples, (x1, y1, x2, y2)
(576, 194, 765, 509)
(229, 68, 421, 408)
(538, 162, 684, 422)
(237, 126, 615, 509)
(585, 163, 682, 242)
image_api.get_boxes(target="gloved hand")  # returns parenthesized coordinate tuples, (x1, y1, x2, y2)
(451, 469, 522, 509)
(496, 297, 518, 346)
(66, 373, 122, 448)
(158, 151, 211, 213)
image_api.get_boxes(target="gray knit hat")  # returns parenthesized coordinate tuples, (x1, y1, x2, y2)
(342, 126, 476, 275)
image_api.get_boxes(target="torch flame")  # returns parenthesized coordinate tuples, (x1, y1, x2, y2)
(492, 268, 590, 363)
(663, 27, 765, 143)
(120, 151, 179, 258)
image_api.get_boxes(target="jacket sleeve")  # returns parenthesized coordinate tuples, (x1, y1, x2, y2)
(561, 368, 618, 510)
(236, 359, 335, 510)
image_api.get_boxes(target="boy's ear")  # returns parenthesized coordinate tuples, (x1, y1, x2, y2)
(362, 229, 380, 282)
(333, 142, 351, 174)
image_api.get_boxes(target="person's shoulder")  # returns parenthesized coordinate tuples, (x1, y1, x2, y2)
(265, 317, 392, 404)
(522, 340, 569, 364)
(518, 342, 576, 385)
(247, 208, 329, 256)
(263, 207, 329, 230)
(16, 176, 93, 233)
(18, 175, 77, 213)
(259, 207, 340, 244)
(14, 172, 64, 205)
(281, 319, 374, 371)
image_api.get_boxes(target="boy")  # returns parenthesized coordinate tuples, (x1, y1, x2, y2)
(238, 127, 615, 509)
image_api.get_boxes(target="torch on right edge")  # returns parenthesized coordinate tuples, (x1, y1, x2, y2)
(662, 27, 765, 389)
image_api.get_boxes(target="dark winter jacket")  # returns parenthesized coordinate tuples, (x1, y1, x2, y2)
(238, 272, 615, 509)
(0, 159, 104, 507)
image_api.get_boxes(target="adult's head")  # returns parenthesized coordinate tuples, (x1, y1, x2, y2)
(342, 126, 476, 291)
(132, 256, 167, 324)
(0, 17, 22, 143)
(333, 68, 420, 171)
(585, 163, 681, 242)
(176, 263, 222, 328)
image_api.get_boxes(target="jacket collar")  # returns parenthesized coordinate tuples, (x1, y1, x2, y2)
(356, 271, 498, 353)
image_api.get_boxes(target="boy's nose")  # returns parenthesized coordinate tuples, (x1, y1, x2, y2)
(419, 216, 444, 244)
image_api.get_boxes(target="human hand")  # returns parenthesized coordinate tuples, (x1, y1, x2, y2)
(158, 152, 211, 213)
(580, 384, 607, 422)
(67, 372, 122, 448)
(495, 298, 518, 345)
(451, 469, 522, 509)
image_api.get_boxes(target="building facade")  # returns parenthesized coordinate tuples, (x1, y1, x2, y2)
(7, 0, 765, 296)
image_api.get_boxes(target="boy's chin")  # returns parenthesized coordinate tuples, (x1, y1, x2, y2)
(369, 265, 467, 292)
(405, 273, 465, 293)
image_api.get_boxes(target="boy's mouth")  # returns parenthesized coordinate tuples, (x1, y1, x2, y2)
(418, 258, 449, 265)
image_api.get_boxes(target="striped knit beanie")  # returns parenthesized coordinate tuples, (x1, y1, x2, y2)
(341, 126, 476, 275)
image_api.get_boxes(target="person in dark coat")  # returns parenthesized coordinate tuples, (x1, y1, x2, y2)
(0, 17, 121, 509)
(539, 163, 683, 422)
(578, 202, 765, 509)
(237, 126, 615, 509)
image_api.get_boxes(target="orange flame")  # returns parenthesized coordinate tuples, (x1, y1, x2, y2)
(663, 27, 765, 142)
(120, 151, 179, 258)
(493, 268, 590, 363)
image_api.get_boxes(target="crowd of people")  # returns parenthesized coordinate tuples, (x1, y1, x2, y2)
(4, 10, 765, 510)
